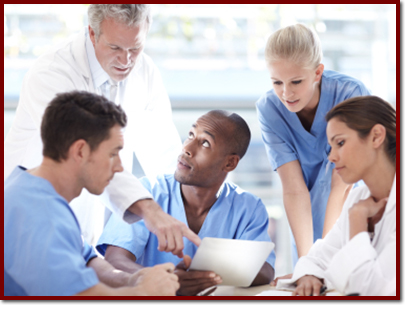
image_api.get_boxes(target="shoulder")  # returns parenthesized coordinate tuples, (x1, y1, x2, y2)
(256, 89, 281, 111)
(5, 170, 77, 227)
(139, 174, 177, 200)
(344, 184, 371, 210)
(322, 70, 369, 93)
(222, 181, 265, 209)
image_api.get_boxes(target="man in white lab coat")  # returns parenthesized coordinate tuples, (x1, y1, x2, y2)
(4, 4, 200, 254)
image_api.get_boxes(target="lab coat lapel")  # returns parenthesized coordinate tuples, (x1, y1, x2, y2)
(71, 28, 95, 92)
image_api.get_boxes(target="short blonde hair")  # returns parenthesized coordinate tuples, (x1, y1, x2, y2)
(265, 23, 322, 69)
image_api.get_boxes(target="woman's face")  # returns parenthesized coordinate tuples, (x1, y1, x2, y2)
(267, 59, 324, 113)
(326, 118, 375, 184)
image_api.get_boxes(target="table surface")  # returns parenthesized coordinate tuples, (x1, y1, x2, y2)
(213, 285, 286, 296)
(213, 285, 340, 296)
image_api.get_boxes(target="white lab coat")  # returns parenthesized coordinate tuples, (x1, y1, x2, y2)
(4, 28, 182, 244)
(277, 176, 396, 296)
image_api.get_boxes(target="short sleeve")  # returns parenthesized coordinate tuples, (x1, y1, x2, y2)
(256, 97, 298, 171)
(96, 212, 150, 261)
(6, 214, 99, 296)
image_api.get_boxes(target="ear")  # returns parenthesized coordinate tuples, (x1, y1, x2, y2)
(314, 63, 324, 82)
(369, 124, 386, 149)
(67, 139, 90, 163)
(223, 154, 240, 173)
(89, 25, 96, 46)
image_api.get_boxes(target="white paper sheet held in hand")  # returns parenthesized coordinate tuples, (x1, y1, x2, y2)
(189, 237, 275, 287)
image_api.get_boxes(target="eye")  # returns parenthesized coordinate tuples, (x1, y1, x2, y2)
(188, 131, 194, 139)
(202, 140, 210, 148)
(337, 140, 345, 147)
(292, 80, 302, 85)
(273, 81, 282, 86)
(111, 46, 120, 50)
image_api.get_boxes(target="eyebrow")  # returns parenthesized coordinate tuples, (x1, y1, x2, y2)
(271, 76, 303, 81)
(192, 123, 216, 142)
(330, 134, 342, 142)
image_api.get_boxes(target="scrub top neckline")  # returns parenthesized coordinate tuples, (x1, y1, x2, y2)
(177, 182, 225, 238)
(280, 74, 329, 142)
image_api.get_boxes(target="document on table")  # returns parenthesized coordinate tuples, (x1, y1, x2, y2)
(256, 290, 293, 296)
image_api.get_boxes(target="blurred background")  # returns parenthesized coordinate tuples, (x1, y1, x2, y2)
(4, 4, 397, 277)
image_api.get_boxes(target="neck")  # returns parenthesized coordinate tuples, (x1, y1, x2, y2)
(363, 156, 395, 201)
(180, 183, 222, 216)
(297, 80, 321, 130)
(28, 158, 82, 203)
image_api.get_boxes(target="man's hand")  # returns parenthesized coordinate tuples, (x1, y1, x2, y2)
(293, 275, 324, 296)
(129, 199, 201, 258)
(174, 255, 222, 296)
(131, 263, 180, 296)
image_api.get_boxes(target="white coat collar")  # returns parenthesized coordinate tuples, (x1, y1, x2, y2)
(71, 27, 95, 92)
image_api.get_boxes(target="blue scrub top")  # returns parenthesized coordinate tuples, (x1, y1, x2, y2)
(97, 174, 276, 270)
(256, 70, 370, 265)
(4, 166, 99, 296)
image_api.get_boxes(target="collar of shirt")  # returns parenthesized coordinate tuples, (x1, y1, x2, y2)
(85, 29, 111, 91)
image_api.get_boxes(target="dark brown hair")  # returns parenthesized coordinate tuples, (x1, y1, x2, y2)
(41, 91, 127, 162)
(326, 95, 396, 164)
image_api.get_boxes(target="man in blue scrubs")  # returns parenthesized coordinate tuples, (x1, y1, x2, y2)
(97, 110, 276, 296)
(4, 91, 179, 296)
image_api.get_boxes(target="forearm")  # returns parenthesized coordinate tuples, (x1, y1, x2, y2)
(322, 171, 352, 237)
(348, 208, 368, 240)
(75, 282, 136, 296)
(283, 191, 313, 257)
(86, 257, 132, 288)
(251, 262, 275, 286)
(104, 245, 144, 274)
(127, 198, 160, 220)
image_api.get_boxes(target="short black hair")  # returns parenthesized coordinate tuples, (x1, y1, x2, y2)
(207, 110, 251, 159)
(41, 91, 127, 162)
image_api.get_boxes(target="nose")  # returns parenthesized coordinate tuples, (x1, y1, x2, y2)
(183, 138, 195, 157)
(283, 83, 293, 98)
(117, 50, 131, 66)
(114, 156, 124, 173)
(328, 147, 338, 163)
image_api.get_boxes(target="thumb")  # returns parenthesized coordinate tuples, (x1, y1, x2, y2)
(183, 254, 192, 268)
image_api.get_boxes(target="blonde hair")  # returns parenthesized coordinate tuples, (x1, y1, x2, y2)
(265, 23, 322, 69)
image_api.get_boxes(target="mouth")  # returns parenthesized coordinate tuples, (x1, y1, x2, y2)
(177, 156, 192, 170)
(335, 166, 344, 173)
(284, 99, 300, 106)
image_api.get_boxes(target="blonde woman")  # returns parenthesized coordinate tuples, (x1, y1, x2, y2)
(256, 24, 371, 275)
(279, 95, 396, 296)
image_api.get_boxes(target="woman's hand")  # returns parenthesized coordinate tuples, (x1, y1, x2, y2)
(293, 275, 324, 296)
(348, 196, 388, 240)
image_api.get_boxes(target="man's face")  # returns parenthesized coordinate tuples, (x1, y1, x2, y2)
(174, 114, 232, 188)
(82, 124, 124, 195)
(89, 18, 148, 82)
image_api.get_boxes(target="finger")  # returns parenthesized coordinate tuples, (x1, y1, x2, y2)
(156, 230, 168, 252)
(305, 283, 313, 296)
(171, 228, 184, 258)
(183, 255, 192, 268)
(182, 227, 202, 247)
(160, 262, 176, 273)
(312, 282, 322, 296)
(163, 228, 176, 253)
(179, 270, 219, 281)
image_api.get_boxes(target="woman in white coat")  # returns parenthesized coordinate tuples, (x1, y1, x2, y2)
(277, 95, 396, 296)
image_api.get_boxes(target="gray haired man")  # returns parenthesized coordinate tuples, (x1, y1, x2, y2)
(4, 4, 201, 253)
